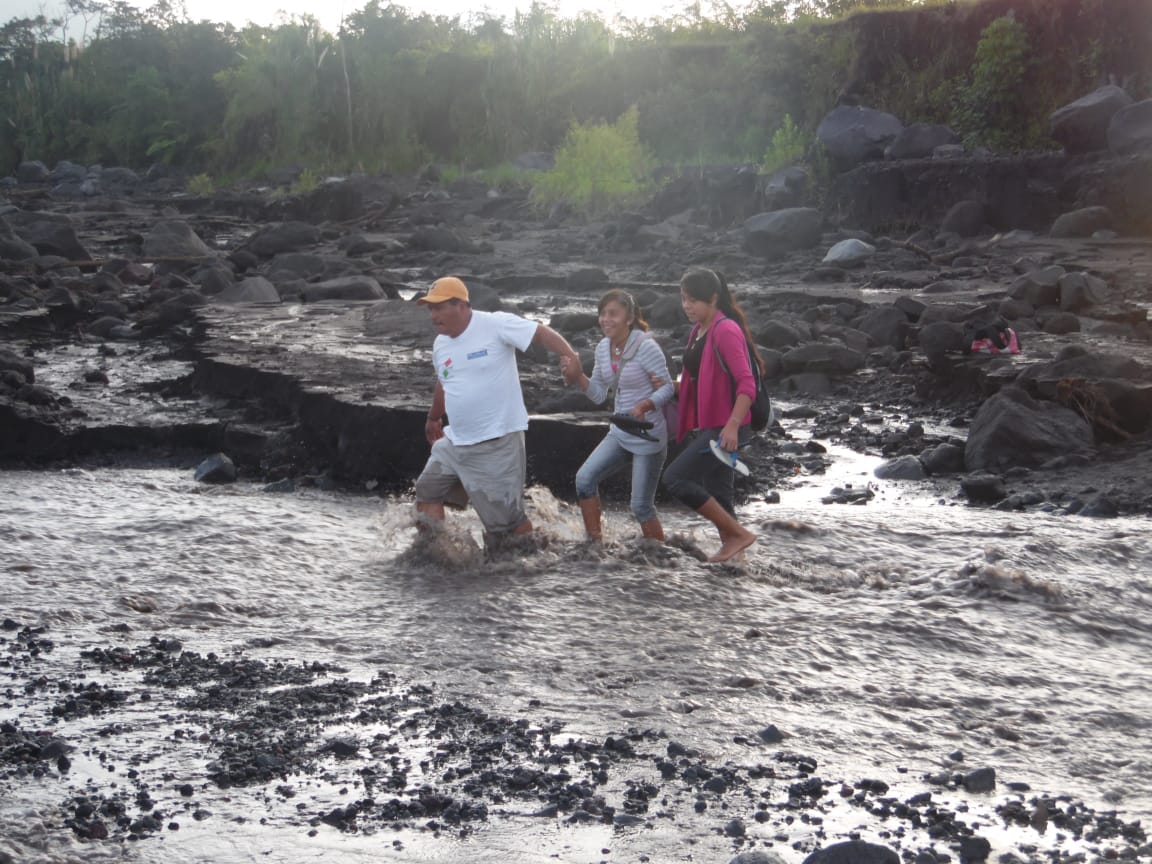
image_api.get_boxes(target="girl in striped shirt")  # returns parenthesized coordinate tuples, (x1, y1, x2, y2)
(562, 290, 675, 542)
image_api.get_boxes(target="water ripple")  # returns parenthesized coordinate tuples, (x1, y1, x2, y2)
(2, 467, 1150, 829)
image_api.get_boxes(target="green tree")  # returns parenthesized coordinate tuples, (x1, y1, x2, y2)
(214, 19, 337, 171)
(953, 14, 1036, 151)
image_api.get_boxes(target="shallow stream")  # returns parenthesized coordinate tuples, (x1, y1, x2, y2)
(2, 456, 1150, 863)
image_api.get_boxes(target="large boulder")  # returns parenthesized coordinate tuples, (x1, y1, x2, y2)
(1040, 310, 1081, 334)
(822, 238, 875, 267)
(827, 153, 1066, 233)
(0, 219, 38, 261)
(5, 211, 91, 261)
(1050, 85, 1133, 154)
(920, 442, 966, 475)
(143, 219, 217, 259)
(646, 165, 761, 225)
(191, 264, 236, 296)
(885, 124, 960, 160)
(0, 348, 34, 383)
(781, 342, 865, 375)
(267, 252, 337, 282)
(549, 312, 599, 335)
(1008, 265, 1064, 307)
(244, 221, 322, 257)
(1050, 206, 1113, 238)
(816, 105, 903, 170)
(1018, 352, 1152, 435)
(1018, 350, 1145, 384)
(290, 178, 363, 223)
(743, 208, 823, 257)
(759, 166, 810, 211)
(917, 302, 988, 326)
(100, 166, 141, 191)
(408, 226, 469, 253)
(15, 161, 49, 183)
(874, 454, 926, 480)
(215, 276, 280, 304)
(85, 315, 129, 340)
(855, 305, 909, 349)
(917, 320, 967, 359)
(1058, 271, 1109, 311)
(964, 387, 1095, 473)
(1107, 98, 1152, 155)
(299, 276, 392, 302)
(50, 161, 88, 183)
(756, 319, 809, 350)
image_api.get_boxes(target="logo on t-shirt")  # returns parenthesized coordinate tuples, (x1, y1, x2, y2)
(441, 357, 453, 379)
(467, 349, 488, 360)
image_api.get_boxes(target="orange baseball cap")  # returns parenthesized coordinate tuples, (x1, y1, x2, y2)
(417, 276, 470, 305)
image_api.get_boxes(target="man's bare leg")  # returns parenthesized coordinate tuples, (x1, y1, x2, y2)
(415, 500, 446, 529)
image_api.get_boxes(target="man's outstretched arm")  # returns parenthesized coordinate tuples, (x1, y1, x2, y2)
(531, 323, 582, 385)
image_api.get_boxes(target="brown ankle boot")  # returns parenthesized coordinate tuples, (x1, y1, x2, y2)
(578, 497, 602, 542)
(640, 518, 665, 542)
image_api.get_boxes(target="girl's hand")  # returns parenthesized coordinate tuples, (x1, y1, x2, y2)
(630, 399, 653, 420)
(718, 420, 740, 452)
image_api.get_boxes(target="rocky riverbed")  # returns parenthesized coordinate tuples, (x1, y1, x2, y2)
(3, 619, 1148, 864)
(2, 151, 1152, 863)
(2, 156, 1151, 514)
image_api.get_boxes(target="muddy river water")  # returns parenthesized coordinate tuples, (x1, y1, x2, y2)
(2, 451, 1150, 863)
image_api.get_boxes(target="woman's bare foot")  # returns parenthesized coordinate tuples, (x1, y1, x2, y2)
(708, 529, 756, 563)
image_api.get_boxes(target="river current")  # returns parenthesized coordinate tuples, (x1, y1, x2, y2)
(2, 456, 1150, 863)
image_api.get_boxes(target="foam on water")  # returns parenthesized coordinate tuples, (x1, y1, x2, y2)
(2, 466, 1150, 863)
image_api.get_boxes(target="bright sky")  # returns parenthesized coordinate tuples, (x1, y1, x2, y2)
(6, 0, 711, 35)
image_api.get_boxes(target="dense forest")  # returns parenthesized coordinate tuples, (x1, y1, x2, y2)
(1, 0, 1149, 181)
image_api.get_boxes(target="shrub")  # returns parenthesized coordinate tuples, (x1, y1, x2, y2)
(437, 164, 462, 185)
(531, 106, 655, 218)
(290, 168, 320, 195)
(187, 173, 215, 197)
(761, 114, 807, 175)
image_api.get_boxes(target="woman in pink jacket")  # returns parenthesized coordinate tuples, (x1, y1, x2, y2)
(663, 269, 762, 562)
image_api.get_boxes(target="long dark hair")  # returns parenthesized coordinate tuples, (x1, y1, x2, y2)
(680, 269, 764, 374)
(598, 289, 650, 332)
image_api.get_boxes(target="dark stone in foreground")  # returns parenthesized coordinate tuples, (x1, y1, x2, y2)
(964, 388, 1094, 473)
(803, 839, 900, 864)
(194, 452, 237, 484)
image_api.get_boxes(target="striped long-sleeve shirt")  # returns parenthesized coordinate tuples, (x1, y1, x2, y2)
(585, 330, 675, 454)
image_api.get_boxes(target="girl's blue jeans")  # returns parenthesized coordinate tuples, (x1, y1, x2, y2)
(575, 435, 666, 523)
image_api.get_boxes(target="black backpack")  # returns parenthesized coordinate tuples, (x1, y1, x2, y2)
(712, 340, 773, 432)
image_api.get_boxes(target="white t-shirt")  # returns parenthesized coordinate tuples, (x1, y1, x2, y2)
(433, 310, 539, 446)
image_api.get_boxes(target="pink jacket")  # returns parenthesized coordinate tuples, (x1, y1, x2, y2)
(676, 313, 756, 442)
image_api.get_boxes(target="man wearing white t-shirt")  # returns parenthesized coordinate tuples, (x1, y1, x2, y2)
(415, 276, 582, 547)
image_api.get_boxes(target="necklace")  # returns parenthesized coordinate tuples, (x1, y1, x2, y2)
(611, 340, 626, 356)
